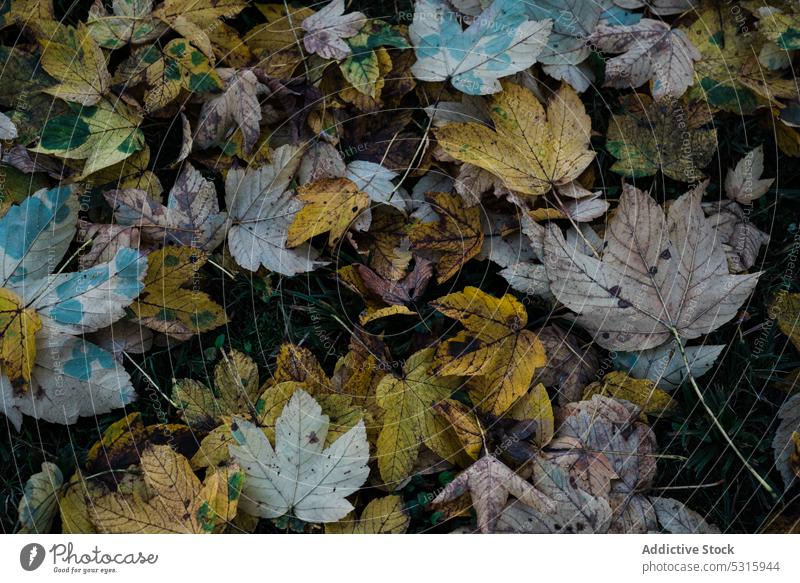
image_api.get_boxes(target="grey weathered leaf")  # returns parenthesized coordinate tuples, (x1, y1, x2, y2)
(589, 19, 700, 99)
(650, 496, 721, 533)
(301, 0, 365, 60)
(544, 184, 760, 351)
(433, 455, 555, 533)
(229, 390, 370, 522)
(724, 146, 774, 204)
(497, 457, 612, 533)
(704, 200, 770, 273)
(614, 342, 724, 391)
(225, 145, 326, 275)
(106, 162, 227, 250)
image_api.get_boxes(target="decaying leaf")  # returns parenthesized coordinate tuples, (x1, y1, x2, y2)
(650, 497, 721, 534)
(287, 178, 371, 248)
(434, 454, 554, 533)
(229, 390, 369, 522)
(301, 0, 366, 60)
(432, 287, 547, 415)
(17, 462, 63, 533)
(544, 184, 760, 351)
(435, 82, 594, 196)
(409, 192, 484, 283)
(589, 19, 700, 99)
(606, 94, 716, 182)
(582, 371, 675, 415)
(771, 293, 800, 353)
(131, 246, 227, 340)
(725, 146, 774, 204)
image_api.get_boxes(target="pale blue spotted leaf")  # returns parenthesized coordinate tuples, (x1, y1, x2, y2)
(409, 0, 552, 95)
(1, 328, 136, 430)
(23, 247, 146, 335)
(0, 186, 78, 287)
(516, 0, 639, 92)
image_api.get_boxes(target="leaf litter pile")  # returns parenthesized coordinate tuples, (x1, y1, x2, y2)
(2, 0, 800, 535)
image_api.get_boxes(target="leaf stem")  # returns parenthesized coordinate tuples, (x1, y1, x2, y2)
(669, 328, 776, 499)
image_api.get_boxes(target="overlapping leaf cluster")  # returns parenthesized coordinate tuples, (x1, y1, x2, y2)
(4, 0, 800, 535)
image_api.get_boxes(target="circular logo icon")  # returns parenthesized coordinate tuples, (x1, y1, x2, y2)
(20, 543, 46, 571)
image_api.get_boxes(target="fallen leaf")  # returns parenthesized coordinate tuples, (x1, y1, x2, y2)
(131, 246, 227, 340)
(229, 390, 370, 522)
(434, 82, 594, 195)
(432, 287, 547, 415)
(544, 183, 760, 350)
(773, 393, 800, 490)
(326, 495, 409, 534)
(433, 454, 554, 533)
(287, 177, 370, 248)
(410, 0, 552, 95)
(650, 496, 721, 533)
(409, 192, 484, 283)
(725, 146, 774, 204)
(17, 462, 63, 533)
(301, 0, 365, 60)
(589, 19, 700, 99)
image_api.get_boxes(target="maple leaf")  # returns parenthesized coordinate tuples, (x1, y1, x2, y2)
(87, 0, 166, 49)
(287, 177, 371, 248)
(433, 455, 554, 533)
(33, 100, 145, 179)
(195, 68, 265, 155)
(301, 0, 366, 60)
(105, 162, 227, 250)
(681, 6, 799, 114)
(409, 0, 552, 95)
(1, 187, 146, 430)
(225, 145, 326, 275)
(244, 4, 314, 78)
(544, 183, 760, 351)
(17, 462, 63, 534)
(153, 0, 246, 59)
(497, 457, 612, 533)
(143, 38, 223, 112)
(356, 258, 433, 306)
(375, 347, 465, 485)
(725, 146, 774, 204)
(91, 445, 242, 533)
(36, 21, 110, 105)
(229, 390, 370, 522)
(434, 82, 594, 196)
(432, 287, 547, 416)
(703, 200, 770, 273)
(408, 192, 483, 283)
(588, 19, 700, 99)
(606, 93, 716, 182)
(534, 325, 599, 404)
(131, 246, 227, 340)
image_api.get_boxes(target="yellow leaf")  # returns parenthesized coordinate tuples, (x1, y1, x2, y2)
(433, 400, 483, 461)
(245, 4, 314, 78)
(432, 287, 547, 416)
(287, 178, 370, 248)
(326, 495, 409, 534)
(132, 247, 227, 340)
(36, 21, 110, 105)
(508, 383, 554, 447)
(198, 462, 244, 531)
(91, 445, 228, 533)
(270, 343, 330, 391)
(17, 462, 63, 533)
(772, 293, 800, 352)
(434, 83, 594, 196)
(60, 471, 104, 534)
(0, 288, 41, 392)
(582, 371, 675, 415)
(409, 192, 483, 283)
(360, 304, 417, 325)
(375, 347, 465, 485)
